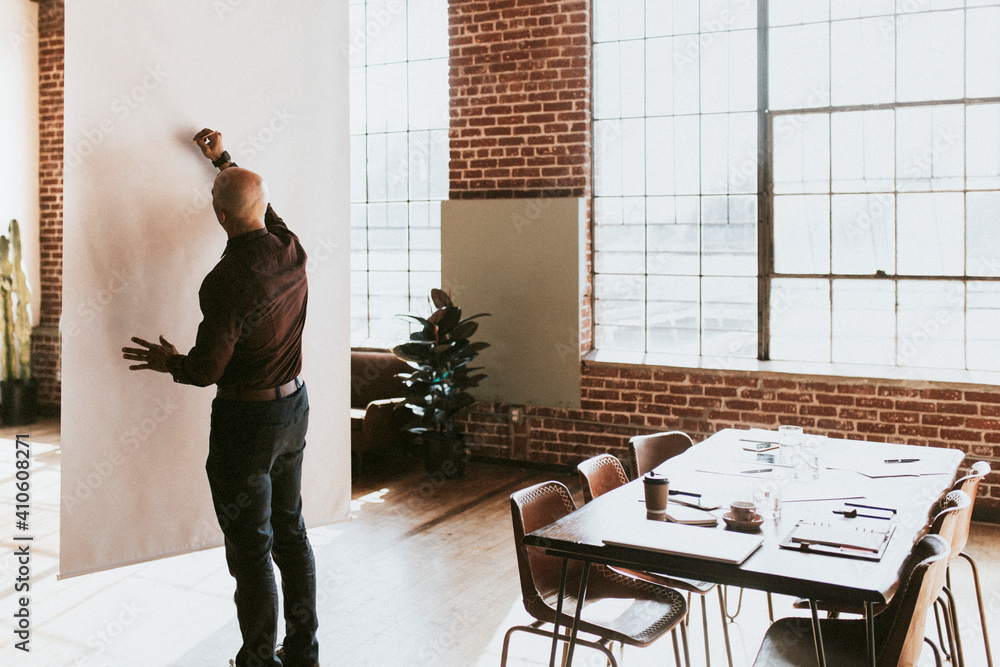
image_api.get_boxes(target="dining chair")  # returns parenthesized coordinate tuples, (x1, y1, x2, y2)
(627, 431, 695, 480)
(577, 454, 732, 667)
(629, 431, 767, 625)
(503, 480, 691, 667)
(792, 489, 970, 637)
(941, 461, 994, 667)
(750, 533, 952, 667)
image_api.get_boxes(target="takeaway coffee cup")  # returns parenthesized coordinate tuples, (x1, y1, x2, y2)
(643, 471, 669, 516)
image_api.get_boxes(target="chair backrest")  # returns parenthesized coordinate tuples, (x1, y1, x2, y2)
(875, 534, 951, 667)
(577, 454, 629, 503)
(950, 461, 991, 555)
(628, 431, 694, 480)
(928, 490, 971, 564)
(510, 481, 580, 620)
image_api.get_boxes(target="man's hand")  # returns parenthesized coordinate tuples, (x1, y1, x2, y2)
(193, 128, 225, 163)
(122, 336, 178, 374)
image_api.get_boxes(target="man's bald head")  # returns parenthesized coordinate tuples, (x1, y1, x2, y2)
(211, 167, 268, 237)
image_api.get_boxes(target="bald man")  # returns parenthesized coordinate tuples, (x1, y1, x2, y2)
(123, 129, 319, 667)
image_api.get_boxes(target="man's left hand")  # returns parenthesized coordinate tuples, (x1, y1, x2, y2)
(122, 336, 178, 373)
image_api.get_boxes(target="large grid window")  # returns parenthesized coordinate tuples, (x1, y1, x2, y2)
(349, 0, 449, 348)
(593, 0, 1000, 373)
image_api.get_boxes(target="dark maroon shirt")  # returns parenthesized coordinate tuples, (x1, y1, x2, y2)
(167, 204, 308, 390)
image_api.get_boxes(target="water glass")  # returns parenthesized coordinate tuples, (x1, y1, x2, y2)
(777, 425, 803, 466)
(753, 480, 782, 519)
(795, 435, 821, 481)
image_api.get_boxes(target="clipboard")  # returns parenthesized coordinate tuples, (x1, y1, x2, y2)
(779, 520, 896, 562)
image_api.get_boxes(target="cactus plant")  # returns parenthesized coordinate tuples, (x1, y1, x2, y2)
(0, 219, 32, 382)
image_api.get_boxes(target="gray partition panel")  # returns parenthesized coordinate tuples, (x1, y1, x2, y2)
(441, 198, 583, 409)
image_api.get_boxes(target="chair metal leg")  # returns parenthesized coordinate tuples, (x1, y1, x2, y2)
(672, 629, 681, 667)
(925, 637, 944, 667)
(942, 586, 966, 667)
(933, 597, 954, 665)
(935, 596, 959, 667)
(766, 591, 775, 623)
(958, 551, 994, 667)
(701, 595, 711, 667)
(500, 623, 620, 667)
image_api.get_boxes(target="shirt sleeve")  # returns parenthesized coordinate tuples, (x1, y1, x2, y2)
(265, 203, 290, 232)
(166, 274, 241, 387)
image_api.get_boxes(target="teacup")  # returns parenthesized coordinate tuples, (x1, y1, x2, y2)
(730, 500, 757, 522)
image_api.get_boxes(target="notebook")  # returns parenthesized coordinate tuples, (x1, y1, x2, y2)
(663, 503, 719, 526)
(603, 520, 763, 564)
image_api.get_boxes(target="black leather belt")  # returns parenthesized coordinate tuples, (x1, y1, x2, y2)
(217, 376, 302, 402)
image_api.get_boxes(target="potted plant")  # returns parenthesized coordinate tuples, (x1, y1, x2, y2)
(0, 219, 36, 426)
(393, 288, 489, 478)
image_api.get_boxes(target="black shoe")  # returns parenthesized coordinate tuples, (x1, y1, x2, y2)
(276, 645, 319, 667)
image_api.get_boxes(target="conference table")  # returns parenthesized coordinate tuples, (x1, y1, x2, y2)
(524, 428, 965, 667)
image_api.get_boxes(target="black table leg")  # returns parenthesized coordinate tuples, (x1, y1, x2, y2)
(809, 600, 828, 667)
(865, 600, 876, 667)
(548, 558, 569, 667)
(564, 561, 592, 666)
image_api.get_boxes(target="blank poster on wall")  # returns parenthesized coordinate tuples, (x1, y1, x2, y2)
(441, 198, 584, 409)
(61, 0, 350, 578)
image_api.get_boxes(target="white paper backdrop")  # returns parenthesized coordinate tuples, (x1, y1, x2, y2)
(61, 0, 350, 578)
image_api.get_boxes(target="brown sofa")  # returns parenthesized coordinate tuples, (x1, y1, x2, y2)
(351, 349, 412, 467)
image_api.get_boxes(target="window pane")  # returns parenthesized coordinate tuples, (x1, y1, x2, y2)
(967, 192, 1000, 277)
(895, 105, 964, 192)
(702, 277, 756, 357)
(896, 10, 965, 102)
(769, 24, 830, 110)
(967, 7, 1000, 98)
(968, 281, 1000, 371)
(967, 104, 1000, 190)
(773, 114, 831, 194)
(773, 195, 830, 274)
(832, 280, 896, 365)
(647, 275, 699, 355)
(831, 17, 894, 106)
(769, 279, 830, 362)
(831, 194, 895, 274)
(897, 281, 964, 369)
(897, 193, 965, 275)
(831, 110, 894, 193)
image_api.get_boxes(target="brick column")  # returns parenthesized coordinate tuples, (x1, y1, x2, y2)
(449, 0, 591, 199)
(33, 0, 64, 411)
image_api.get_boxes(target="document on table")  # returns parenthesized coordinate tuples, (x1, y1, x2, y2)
(604, 520, 763, 564)
(779, 518, 895, 561)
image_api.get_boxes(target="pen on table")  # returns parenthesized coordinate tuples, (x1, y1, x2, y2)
(740, 468, 772, 474)
(668, 489, 702, 498)
(884, 458, 920, 464)
(845, 502, 897, 514)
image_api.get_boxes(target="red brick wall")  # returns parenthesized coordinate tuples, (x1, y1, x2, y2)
(449, 0, 590, 199)
(32, 0, 64, 410)
(464, 363, 1000, 518)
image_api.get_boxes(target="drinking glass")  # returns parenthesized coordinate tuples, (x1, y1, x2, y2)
(753, 479, 782, 519)
(777, 425, 803, 466)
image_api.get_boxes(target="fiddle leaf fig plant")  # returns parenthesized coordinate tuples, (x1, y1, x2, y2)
(0, 219, 31, 383)
(393, 288, 490, 441)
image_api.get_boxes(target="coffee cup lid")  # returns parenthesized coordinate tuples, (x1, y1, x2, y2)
(643, 471, 669, 485)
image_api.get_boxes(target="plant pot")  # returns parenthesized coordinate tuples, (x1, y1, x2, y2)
(421, 432, 467, 479)
(1, 378, 37, 427)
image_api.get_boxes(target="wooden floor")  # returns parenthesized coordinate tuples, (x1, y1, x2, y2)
(0, 417, 996, 666)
